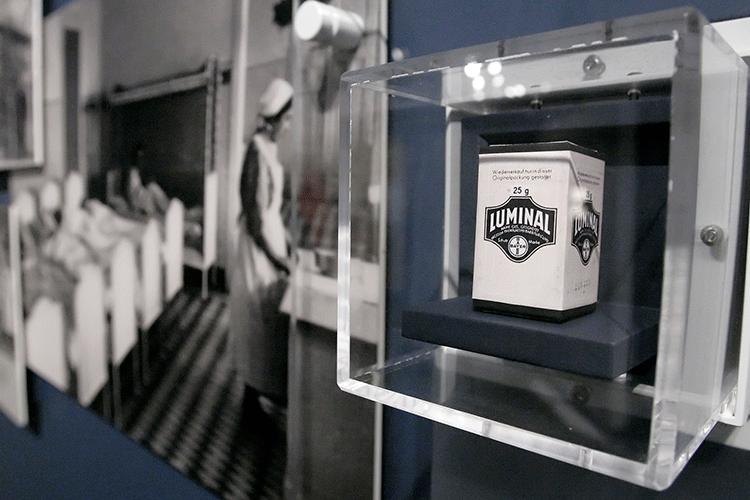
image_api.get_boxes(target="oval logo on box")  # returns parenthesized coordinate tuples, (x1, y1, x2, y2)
(484, 196, 557, 263)
(571, 199, 600, 265)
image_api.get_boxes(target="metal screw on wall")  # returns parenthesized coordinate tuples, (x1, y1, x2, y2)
(583, 54, 606, 77)
(627, 88, 641, 100)
(571, 385, 592, 406)
(700, 225, 724, 246)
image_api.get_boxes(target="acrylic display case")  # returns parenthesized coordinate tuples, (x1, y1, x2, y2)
(338, 8, 750, 491)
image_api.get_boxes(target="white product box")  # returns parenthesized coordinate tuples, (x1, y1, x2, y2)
(472, 142, 605, 322)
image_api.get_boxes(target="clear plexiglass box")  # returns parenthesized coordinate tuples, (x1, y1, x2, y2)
(338, 7, 750, 490)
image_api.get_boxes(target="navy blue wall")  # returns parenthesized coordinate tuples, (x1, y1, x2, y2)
(389, 1, 750, 59)
(43, 0, 73, 16)
(1, 375, 219, 500)
(384, 2, 750, 500)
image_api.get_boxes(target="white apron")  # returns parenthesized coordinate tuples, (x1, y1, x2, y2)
(228, 226, 288, 399)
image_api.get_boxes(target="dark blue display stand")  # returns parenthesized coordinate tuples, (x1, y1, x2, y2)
(403, 296, 658, 379)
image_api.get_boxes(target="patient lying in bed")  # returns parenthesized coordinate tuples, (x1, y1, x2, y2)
(21, 193, 147, 322)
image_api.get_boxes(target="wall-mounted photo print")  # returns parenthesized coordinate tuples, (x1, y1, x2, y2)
(0, 204, 28, 427)
(27, 1, 386, 499)
(0, 0, 43, 169)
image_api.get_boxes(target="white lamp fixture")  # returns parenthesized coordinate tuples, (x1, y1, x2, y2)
(294, 0, 364, 50)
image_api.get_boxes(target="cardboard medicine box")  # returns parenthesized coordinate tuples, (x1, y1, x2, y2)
(472, 142, 605, 322)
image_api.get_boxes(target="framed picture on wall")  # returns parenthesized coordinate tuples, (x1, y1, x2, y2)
(0, 203, 28, 427)
(0, 0, 44, 170)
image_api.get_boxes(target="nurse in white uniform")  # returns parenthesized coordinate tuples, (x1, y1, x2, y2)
(229, 78, 293, 426)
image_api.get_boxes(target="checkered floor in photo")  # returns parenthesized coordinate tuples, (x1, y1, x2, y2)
(122, 288, 286, 500)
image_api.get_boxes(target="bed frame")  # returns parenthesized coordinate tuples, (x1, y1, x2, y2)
(106, 57, 219, 298)
(18, 172, 184, 426)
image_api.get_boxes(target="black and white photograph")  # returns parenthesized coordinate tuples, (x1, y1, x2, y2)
(6, 1, 386, 499)
(0, 0, 43, 169)
(0, 203, 27, 428)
